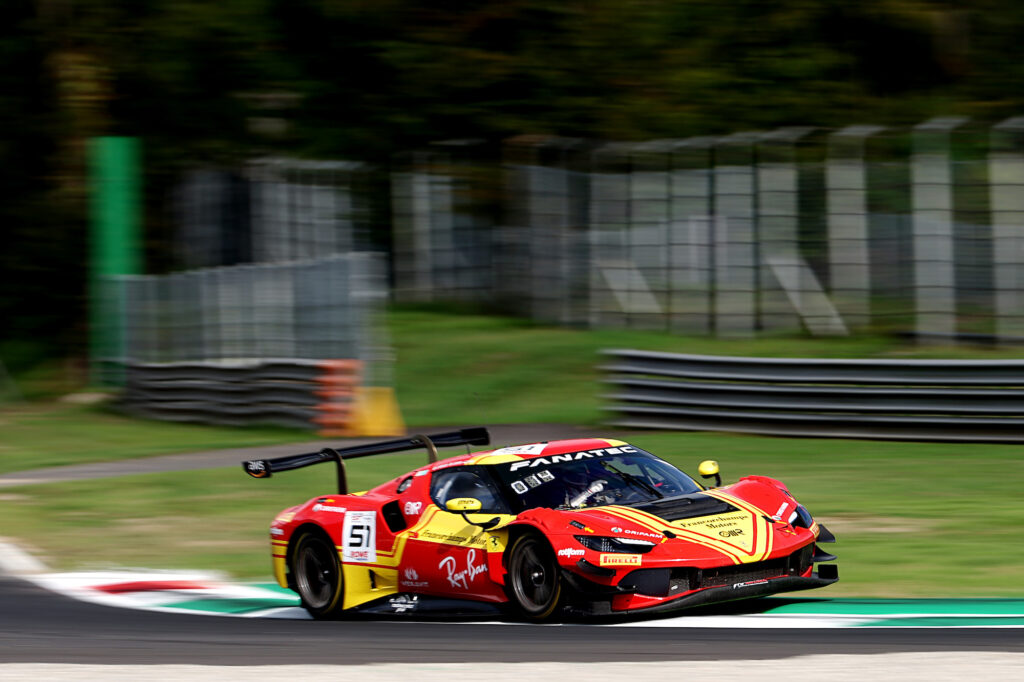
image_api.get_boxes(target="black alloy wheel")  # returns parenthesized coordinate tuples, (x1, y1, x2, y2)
(507, 533, 563, 621)
(292, 531, 345, 619)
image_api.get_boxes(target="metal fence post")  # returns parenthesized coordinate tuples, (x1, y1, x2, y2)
(757, 128, 811, 333)
(827, 125, 884, 330)
(989, 117, 1024, 344)
(912, 117, 968, 341)
(588, 143, 638, 328)
(713, 132, 760, 337)
(669, 138, 714, 335)
(622, 141, 670, 329)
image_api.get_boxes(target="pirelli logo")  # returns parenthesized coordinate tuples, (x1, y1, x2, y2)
(598, 554, 641, 567)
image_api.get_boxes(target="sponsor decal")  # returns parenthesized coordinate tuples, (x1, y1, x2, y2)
(732, 579, 769, 589)
(598, 554, 642, 567)
(269, 527, 284, 536)
(557, 547, 585, 558)
(388, 594, 419, 613)
(569, 520, 595, 533)
(419, 529, 487, 547)
(612, 527, 664, 540)
(489, 537, 501, 549)
(400, 567, 428, 588)
(244, 460, 269, 478)
(342, 510, 376, 563)
(508, 446, 638, 472)
(772, 502, 789, 522)
(403, 501, 423, 515)
(438, 549, 487, 589)
(313, 503, 347, 513)
(491, 443, 548, 456)
(719, 529, 744, 538)
(675, 511, 747, 531)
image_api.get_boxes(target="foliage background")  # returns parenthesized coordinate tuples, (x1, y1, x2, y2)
(5, 1, 1024, 371)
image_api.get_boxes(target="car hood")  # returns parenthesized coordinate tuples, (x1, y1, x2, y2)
(556, 491, 807, 562)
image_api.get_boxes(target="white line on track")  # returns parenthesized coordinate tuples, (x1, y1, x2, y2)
(1, 655, 1023, 681)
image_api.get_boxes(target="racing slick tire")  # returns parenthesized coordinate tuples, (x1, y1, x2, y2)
(292, 530, 345, 619)
(506, 532, 563, 621)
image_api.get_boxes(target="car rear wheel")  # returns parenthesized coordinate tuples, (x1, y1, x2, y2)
(292, 531, 345, 619)
(507, 532, 562, 621)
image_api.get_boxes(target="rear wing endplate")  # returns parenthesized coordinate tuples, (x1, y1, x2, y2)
(242, 427, 490, 494)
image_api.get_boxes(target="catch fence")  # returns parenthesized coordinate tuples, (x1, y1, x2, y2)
(391, 118, 1024, 342)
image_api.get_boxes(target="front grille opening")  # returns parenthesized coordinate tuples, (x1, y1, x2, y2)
(698, 545, 812, 589)
(625, 546, 813, 596)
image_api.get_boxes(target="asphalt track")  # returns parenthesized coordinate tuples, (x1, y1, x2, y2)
(2, 424, 1023, 667)
(2, 576, 1023, 665)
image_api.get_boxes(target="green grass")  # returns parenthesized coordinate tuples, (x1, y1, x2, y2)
(0, 402, 310, 475)
(2, 432, 1022, 597)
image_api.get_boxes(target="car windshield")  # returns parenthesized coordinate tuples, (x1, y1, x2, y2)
(489, 446, 702, 513)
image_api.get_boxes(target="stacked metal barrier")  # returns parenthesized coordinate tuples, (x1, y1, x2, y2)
(110, 253, 391, 432)
(603, 349, 1024, 442)
(121, 359, 362, 431)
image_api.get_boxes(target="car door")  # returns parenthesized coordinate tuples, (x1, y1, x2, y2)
(397, 466, 512, 601)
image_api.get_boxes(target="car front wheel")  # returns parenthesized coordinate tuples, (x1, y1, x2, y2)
(506, 532, 563, 621)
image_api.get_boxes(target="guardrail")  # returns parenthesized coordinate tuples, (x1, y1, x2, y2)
(602, 349, 1024, 442)
(119, 359, 362, 433)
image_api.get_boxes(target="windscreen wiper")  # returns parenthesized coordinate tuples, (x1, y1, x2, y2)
(601, 462, 664, 500)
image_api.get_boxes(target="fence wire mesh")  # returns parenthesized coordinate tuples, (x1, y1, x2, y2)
(110, 253, 386, 368)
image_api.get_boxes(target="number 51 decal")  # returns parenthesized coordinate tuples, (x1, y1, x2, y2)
(342, 510, 377, 563)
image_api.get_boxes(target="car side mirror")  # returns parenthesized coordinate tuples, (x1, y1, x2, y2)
(698, 460, 722, 488)
(446, 497, 482, 512)
(445, 497, 500, 530)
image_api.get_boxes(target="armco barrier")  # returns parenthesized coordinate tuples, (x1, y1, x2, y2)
(120, 359, 367, 433)
(602, 349, 1024, 442)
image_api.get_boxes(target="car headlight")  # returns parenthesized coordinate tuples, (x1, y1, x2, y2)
(788, 504, 814, 529)
(574, 535, 656, 554)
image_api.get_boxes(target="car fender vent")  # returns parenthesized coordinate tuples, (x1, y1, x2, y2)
(381, 501, 407, 532)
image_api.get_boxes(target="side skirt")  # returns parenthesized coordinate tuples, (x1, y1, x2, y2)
(350, 592, 506, 619)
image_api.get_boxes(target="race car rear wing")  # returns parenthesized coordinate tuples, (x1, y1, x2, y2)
(242, 427, 490, 494)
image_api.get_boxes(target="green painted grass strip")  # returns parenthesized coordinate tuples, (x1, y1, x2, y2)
(166, 597, 299, 614)
(859, 616, 1024, 627)
(763, 598, 1024, 616)
(248, 582, 299, 598)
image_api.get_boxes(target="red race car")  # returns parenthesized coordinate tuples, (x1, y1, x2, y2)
(243, 428, 837, 620)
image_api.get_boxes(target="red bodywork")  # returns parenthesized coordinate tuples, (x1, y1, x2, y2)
(264, 437, 837, 617)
